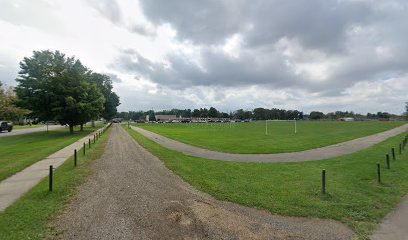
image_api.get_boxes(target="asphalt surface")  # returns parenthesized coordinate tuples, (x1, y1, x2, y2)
(0, 125, 64, 138)
(132, 123, 408, 162)
(53, 124, 355, 239)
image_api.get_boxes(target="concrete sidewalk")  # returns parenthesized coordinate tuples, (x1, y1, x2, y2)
(0, 125, 109, 212)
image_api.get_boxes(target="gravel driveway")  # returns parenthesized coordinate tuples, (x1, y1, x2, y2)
(53, 124, 355, 239)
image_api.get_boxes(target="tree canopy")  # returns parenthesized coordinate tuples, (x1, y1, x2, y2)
(0, 81, 30, 121)
(15, 50, 120, 133)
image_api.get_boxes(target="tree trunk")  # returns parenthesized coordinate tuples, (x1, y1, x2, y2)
(69, 124, 74, 134)
(80, 124, 84, 131)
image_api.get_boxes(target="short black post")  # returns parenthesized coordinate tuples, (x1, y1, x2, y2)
(386, 154, 390, 169)
(88, 139, 91, 149)
(376, 163, 381, 184)
(83, 142, 86, 155)
(49, 165, 53, 192)
(74, 149, 77, 167)
(399, 143, 402, 154)
(322, 169, 326, 194)
(392, 147, 396, 160)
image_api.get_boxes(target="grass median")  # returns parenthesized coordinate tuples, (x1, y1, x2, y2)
(136, 121, 405, 154)
(0, 124, 103, 182)
(0, 126, 111, 240)
(126, 126, 408, 239)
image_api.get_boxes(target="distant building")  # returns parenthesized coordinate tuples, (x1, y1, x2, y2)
(155, 115, 177, 122)
(340, 117, 354, 122)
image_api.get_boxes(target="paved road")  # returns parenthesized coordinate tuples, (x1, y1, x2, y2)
(53, 124, 354, 239)
(0, 125, 108, 212)
(132, 124, 408, 162)
(0, 125, 65, 138)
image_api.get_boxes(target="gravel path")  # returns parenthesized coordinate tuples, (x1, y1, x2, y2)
(53, 124, 355, 239)
(0, 125, 64, 138)
(132, 124, 408, 162)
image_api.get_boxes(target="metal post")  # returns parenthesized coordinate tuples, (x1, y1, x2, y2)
(83, 142, 86, 155)
(377, 163, 381, 184)
(74, 149, 77, 167)
(386, 154, 390, 169)
(89, 139, 91, 149)
(322, 169, 326, 194)
(294, 118, 297, 134)
(392, 148, 396, 160)
(49, 165, 53, 192)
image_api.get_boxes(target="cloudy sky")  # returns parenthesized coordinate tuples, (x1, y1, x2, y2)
(0, 0, 407, 114)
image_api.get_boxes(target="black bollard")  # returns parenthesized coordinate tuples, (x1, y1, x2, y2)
(399, 143, 402, 154)
(89, 139, 91, 149)
(83, 142, 86, 155)
(386, 154, 390, 169)
(74, 149, 77, 167)
(376, 163, 381, 184)
(392, 148, 396, 160)
(322, 169, 326, 194)
(49, 165, 53, 192)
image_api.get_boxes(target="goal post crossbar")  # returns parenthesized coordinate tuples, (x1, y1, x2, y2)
(265, 119, 297, 135)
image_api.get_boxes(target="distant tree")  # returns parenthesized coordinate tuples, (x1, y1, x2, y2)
(309, 111, 325, 120)
(89, 73, 120, 121)
(192, 109, 200, 118)
(405, 102, 408, 120)
(0, 81, 30, 121)
(208, 107, 218, 118)
(15, 50, 105, 134)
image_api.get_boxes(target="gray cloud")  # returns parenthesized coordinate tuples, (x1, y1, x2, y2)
(104, 73, 122, 83)
(114, 0, 408, 97)
(86, 0, 122, 24)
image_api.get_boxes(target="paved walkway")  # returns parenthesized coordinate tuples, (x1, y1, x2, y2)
(53, 124, 354, 240)
(132, 124, 408, 162)
(0, 125, 108, 212)
(371, 194, 408, 240)
(0, 125, 64, 138)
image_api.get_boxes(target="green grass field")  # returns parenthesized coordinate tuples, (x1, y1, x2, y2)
(136, 121, 406, 154)
(126, 126, 408, 239)
(0, 126, 111, 240)
(0, 124, 103, 182)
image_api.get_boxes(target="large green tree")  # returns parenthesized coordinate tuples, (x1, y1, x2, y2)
(15, 50, 105, 134)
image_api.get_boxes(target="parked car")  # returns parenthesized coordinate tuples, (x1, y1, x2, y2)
(0, 121, 13, 132)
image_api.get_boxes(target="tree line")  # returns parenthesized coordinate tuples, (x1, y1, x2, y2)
(308, 110, 401, 120)
(9, 50, 120, 134)
(118, 106, 407, 122)
(117, 107, 304, 121)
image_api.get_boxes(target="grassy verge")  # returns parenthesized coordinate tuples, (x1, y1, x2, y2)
(126, 126, 408, 239)
(0, 126, 111, 240)
(136, 121, 405, 153)
(0, 124, 103, 181)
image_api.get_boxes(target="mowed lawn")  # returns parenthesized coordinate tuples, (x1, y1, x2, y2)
(126, 126, 408, 239)
(0, 125, 102, 182)
(136, 121, 406, 153)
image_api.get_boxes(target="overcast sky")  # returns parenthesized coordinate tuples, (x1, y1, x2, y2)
(0, 0, 407, 114)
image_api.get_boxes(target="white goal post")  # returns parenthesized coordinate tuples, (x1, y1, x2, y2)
(265, 119, 297, 135)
